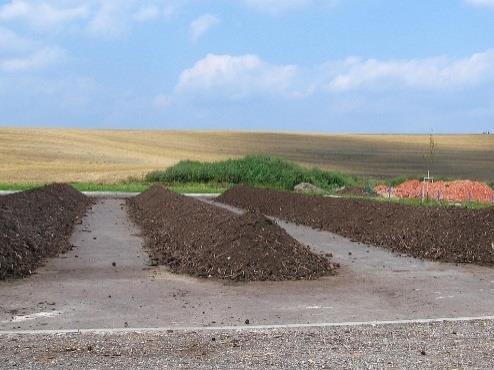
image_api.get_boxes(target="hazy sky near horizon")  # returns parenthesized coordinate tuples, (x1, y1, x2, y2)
(1, 0, 494, 132)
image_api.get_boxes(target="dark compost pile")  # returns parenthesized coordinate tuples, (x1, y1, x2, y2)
(127, 185, 336, 281)
(0, 184, 91, 279)
(218, 185, 494, 266)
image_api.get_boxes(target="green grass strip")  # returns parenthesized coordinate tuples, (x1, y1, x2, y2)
(0, 182, 227, 194)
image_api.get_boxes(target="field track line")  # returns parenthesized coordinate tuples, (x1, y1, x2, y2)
(1, 316, 494, 336)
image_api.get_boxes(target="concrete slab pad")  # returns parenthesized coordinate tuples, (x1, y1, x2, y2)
(1, 197, 493, 332)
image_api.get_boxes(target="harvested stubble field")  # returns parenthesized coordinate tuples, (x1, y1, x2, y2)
(127, 185, 336, 281)
(1, 127, 493, 183)
(0, 184, 91, 280)
(218, 185, 494, 265)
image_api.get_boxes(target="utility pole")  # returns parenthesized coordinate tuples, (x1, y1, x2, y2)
(422, 133, 436, 202)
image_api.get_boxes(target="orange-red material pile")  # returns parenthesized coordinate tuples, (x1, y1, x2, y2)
(375, 180, 494, 204)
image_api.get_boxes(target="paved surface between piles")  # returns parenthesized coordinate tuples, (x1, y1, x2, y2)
(1, 197, 494, 331)
(0, 196, 493, 368)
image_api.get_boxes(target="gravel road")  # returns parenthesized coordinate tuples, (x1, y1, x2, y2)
(1, 319, 493, 369)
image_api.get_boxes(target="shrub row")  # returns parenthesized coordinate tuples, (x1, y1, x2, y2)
(146, 155, 357, 191)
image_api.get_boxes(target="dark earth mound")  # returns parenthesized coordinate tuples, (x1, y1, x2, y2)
(127, 185, 336, 281)
(0, 184, 91, 280)
(218, 185, 494, 266)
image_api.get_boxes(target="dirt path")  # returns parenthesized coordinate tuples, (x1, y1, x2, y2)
(1, 198, 494, 332)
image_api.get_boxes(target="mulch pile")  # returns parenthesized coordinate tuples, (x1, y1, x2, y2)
(127, 185, 336, 281)
(0, 184, 91, 280)
(375, 180, 494, 204)
(218, 185, 494, 266)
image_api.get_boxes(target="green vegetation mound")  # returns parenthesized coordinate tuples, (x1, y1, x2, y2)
(146, 155, 356, 191)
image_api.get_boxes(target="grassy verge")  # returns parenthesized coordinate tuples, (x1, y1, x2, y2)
(335, 193, 491, 209)
(168, 183, 228, 194)
(0, 182, 227, 194)
(0, 183, 37, 191)
(146, 155, 358, 191)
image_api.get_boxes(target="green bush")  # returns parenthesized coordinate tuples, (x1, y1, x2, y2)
(363, 178, 378, 195)
(146, 155, 357, 191)
(386, 176, 413, 187)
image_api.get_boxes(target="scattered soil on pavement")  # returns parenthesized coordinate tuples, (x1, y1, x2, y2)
(127, 185, 336, 281)
(375, 180, 494, 204)
(0, 184, 91, 280)
(218, 185, 494, 265)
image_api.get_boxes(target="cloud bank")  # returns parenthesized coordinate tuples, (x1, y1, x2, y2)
(177, 54, 298, 99)
(175, 50, 494, 100)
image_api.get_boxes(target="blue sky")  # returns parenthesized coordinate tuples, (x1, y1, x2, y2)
(0, 0, 494, 132)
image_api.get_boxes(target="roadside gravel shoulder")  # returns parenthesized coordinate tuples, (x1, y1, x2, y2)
(1, 320, 493, 369)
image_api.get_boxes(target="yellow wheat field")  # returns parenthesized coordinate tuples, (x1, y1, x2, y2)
(0, 127, 492, 183)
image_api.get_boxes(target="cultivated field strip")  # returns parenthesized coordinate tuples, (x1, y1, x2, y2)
(1, 128, 492, 183)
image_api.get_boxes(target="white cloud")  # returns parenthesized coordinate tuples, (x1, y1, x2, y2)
(177, 54, 298, 99)
(85, 1, 180, 37)
(464, 0, 494, 8)
(0, 46, 65, 72)
(324, 50, 494, 91)
(0, 24, 64, 73)
(0, 1, 179, 37)
(175, 50, 494, 102)
(87, 2, 122, 37)
(0, 0, 88, 28)
(189, 14, 219, 42)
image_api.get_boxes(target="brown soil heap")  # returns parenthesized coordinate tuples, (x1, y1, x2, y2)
(0, 184, 91, 280)
(218, 185, 494, 266)
(127, 185, 336, 281)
